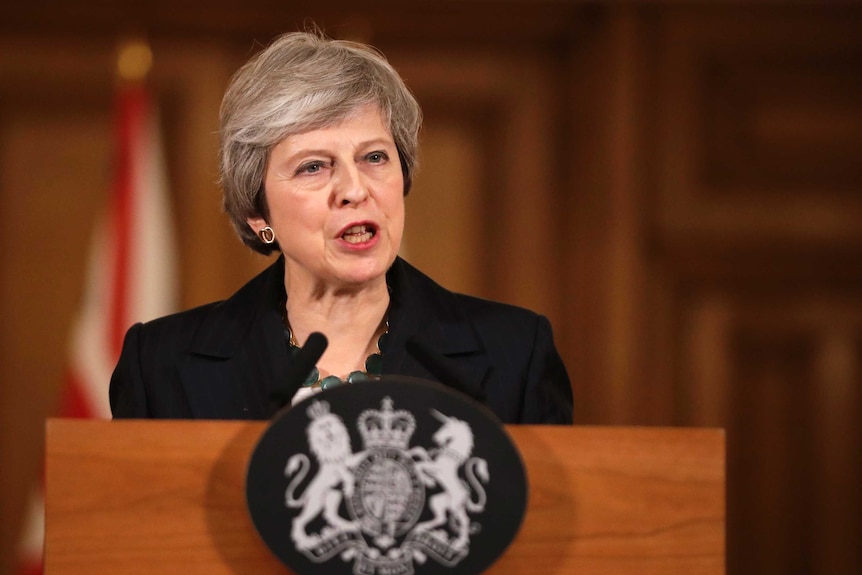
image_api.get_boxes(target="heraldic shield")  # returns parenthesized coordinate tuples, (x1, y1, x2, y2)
(246, 376, 528, 575)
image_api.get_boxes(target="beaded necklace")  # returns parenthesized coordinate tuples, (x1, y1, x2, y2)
(283, 317, 388, 391)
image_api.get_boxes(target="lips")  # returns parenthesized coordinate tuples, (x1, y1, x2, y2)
(340, 223, 377, 244)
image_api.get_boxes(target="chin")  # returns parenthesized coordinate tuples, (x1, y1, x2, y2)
(337, 257, 393, 287)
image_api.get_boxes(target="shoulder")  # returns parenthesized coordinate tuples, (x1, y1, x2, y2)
(127, 300, 223, 347)
(384, 258, 572, 424)
(390, 256, 545, 333)
(127, 256, 284, 355)
(455, 292, 543, 327)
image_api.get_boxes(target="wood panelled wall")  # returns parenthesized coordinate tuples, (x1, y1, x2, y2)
(1, 3, 860, 574)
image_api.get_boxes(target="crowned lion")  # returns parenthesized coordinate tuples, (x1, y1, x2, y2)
(285, 401, 365, 549)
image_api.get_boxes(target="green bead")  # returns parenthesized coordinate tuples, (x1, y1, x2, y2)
(301, 366, 320, 387)
(377, 332, 389, 352)
(347, 371, 370, 384)
(282, 320, 389, 391)
(320, 375, 344, 390)
(365, 353, 383, 375)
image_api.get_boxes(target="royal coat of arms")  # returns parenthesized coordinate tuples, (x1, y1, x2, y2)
(284, 397, 490, 575)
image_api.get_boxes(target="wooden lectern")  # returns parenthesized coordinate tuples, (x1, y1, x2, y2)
(44, 420, 724, 574)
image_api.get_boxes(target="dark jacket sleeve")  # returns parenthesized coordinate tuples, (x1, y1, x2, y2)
(109, 322, 151, 418)
(518, 314, 573, 424)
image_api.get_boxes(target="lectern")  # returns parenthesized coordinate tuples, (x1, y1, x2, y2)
(44, 420, 724, 574)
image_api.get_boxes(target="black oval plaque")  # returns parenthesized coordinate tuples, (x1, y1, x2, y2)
(246, 376, 528, 575)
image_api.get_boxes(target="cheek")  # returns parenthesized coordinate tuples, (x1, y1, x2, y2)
(388, 197, 406, 232)
(272, 195, 322, 229)
(385, 181, 406, 215)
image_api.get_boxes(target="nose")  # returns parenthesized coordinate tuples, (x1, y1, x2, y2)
(333, 162, 369, 206)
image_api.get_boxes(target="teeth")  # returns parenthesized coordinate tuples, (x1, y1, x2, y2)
(342, 225, 374, 244)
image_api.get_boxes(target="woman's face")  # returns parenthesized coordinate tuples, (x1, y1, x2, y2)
(249, 105, 405, 291)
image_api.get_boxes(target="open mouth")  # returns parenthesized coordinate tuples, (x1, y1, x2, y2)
(341, 224, 377, 244)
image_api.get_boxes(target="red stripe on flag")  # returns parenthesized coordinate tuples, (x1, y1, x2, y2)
(108, 86, 143, 358)
(58, 367, 94, 419)
(15, 558, 42, 575)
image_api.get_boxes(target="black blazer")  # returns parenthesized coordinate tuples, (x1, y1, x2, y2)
(109, 257, 573, 424)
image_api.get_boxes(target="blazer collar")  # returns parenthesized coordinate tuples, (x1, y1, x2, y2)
(384, 258, 489, 402)
(188, 257, 286, 359)
(179, 256, 489, 418)
(180, 257, 288, 419)
(186, 256, 481, 360)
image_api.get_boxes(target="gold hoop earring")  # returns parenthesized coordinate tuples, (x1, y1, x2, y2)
(259, 226, 275, 244)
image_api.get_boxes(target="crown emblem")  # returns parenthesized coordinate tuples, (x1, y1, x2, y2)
(358, 397, 416, 449)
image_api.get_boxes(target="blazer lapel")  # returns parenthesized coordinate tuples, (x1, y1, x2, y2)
(179, 258, 290, 419)
(384, 258, 489, 402)
(175, 256, 491, 418)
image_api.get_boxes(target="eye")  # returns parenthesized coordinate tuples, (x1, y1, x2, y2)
(296, 160, 327, 175)
(366, 151, 389, 164)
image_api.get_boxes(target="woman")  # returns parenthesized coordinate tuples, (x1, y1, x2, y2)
(109, 31, 572, 424)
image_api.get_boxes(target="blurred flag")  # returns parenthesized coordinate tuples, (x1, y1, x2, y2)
(15, 40, 178, 574)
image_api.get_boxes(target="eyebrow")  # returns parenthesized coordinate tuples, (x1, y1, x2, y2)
(283, 138, 396, 165)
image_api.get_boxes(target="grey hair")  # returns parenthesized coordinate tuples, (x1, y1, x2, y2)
(219, 31, 423, 254)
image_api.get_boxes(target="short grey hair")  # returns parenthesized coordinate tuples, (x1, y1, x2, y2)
(219, 31, 423, 254)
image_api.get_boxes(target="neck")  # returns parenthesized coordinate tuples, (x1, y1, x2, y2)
(284, 275, 390, 379)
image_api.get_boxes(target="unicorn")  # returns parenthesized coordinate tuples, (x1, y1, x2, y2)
(410, 410, 489, 550)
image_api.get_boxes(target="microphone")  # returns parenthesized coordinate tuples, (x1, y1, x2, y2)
(271, 331, 328, 412)
(406, 335, 486, 402)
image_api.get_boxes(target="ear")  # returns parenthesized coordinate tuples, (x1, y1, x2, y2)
(246, 216, 268, 234)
